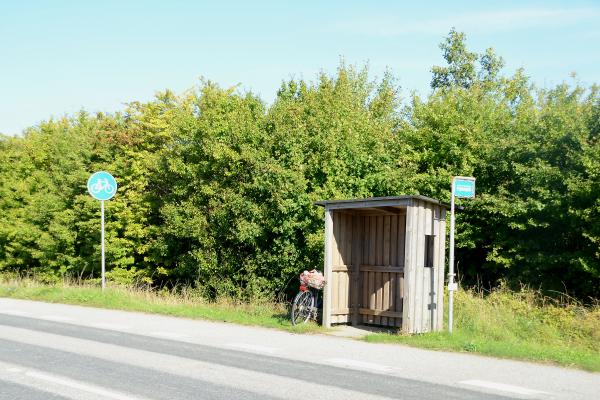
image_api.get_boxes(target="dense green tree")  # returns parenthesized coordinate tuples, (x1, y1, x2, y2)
(0, 31, 598, 300)
(417, 31, 599, 298)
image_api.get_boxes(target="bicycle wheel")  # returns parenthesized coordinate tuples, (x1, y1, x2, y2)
(90, 181, 103, 194)
(290, 290, 314, 326)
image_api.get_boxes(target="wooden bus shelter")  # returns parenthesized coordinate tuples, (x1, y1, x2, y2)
(315, 196, 448, 334)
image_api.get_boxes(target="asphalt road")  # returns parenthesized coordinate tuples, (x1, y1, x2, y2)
(0, 299, 597, 400)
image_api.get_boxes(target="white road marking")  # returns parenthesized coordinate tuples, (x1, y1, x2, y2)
(459, 379, 550, 396)
(226, 342, 279, 354)
(324, 358, 394, 373)
(7, 367, 24, 373)
(0, 309, 31, 316)
(149, 331, 190, 340)
(25, 370, 147, 400)
(91, 323, 131, 331)
(0, 330, 391, 400)
(40, 315, 75, 322)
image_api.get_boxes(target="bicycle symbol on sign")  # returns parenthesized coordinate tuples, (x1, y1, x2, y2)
(87, 171, 117, 201)
(90, 178, 116, 195)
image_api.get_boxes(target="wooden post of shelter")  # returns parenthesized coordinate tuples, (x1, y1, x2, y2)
(322, 207, 334, 328)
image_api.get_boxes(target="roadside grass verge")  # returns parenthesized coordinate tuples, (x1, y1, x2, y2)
(0, 278, 322, 334)
(1, 278, 598, 371)
(365, 286, 600, 372)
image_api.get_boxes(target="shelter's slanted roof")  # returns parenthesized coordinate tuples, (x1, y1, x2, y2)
(314, 195, 449, 209)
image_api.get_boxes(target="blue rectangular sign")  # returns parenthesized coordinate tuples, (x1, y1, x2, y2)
(453, 177, 476, 198)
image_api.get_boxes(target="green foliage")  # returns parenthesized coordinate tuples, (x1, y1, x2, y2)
(0, 31, 598, 300)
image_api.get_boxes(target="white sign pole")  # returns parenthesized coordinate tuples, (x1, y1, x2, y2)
(87, 171, 117, 292)
(448, 176, 475, 333)
(101, 200, 106, 291)
(448, 180, 456, 333)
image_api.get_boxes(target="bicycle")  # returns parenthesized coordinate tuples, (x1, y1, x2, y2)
(290, 270, 325, 326)
(90, 178, 115, 195)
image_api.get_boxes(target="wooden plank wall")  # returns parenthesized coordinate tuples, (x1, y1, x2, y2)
(326, 203, 446, 331)
(330, 211, 353, 324)
(359, 214, 406, 327)
(322, 208, 334, 328)
(402, 199, 446, 333)
(329, 211, 407, 326)
(436, 206, 447, 330)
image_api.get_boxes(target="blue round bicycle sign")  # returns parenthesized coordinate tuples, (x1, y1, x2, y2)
(87, 171, 117, 201)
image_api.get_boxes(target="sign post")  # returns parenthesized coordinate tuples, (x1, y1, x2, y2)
(87, 171, 117, 291)
(448, 176, 475, 333)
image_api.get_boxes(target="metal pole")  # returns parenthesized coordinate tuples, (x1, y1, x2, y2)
(448, 178, 456, 333)
(101, 200, 105, 291)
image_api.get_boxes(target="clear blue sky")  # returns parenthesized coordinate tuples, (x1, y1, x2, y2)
(1, 0, 599, 136)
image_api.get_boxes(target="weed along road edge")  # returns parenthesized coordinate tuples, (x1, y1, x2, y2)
(0, 298, 598, 400)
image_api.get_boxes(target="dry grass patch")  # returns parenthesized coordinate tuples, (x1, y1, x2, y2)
(365, 286, 600, 372)
(0, 277, 322, 334)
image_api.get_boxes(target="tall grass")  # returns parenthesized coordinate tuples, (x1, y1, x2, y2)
(0, 277, 321, 333)
(366, 285, 600, 371)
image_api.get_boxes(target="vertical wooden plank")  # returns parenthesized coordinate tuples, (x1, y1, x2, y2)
(397, 274, 404, 327)
(375, 216, 383, 266)
(374, 271, 382, 325)
(414, 201, 426, 333)
(341, 213, 347, 265)
(382, 272, 390, 326)
(368, 271, 375, 324)
(342, 272, 348, 312)
(344, 213, 350, 265)
(424, 206, 433, 235)
(345, 214, 353, 266)
(362, 216, 368, 265)
(322, 208, 334, 328)
(338, 213, 350, 316)
(389, 272, 396, 326)
(401, 201, 416, 333)
(390, 215, 398, 266)
(398, 215, 406, 266)
(344, 272, 350, 311)
(426, 204, 435, 332)
(361, 216, 369, 324)
(332, 211, 340, 268)
(428, 264, 435, 332)
(334, 213, 343, 322)
(341, 272, 347, 315)
(423, 204, 433, 332)
(351, 215, 361, 325)
(339, 212, 346, 266)
(362, 271, 368, 324)
(339, 271, 344, 311)
(361, 216, 373, 324)
(369, 217, 376, 266)
(437, 207, 447, 331)
(383, 215, 391, 266)
(346, 272, 351, 311)
(339, 272, 344, 313)
(348, 215, 360, 325)
(395, 214, 408, 331)
(430, 205, 441, 331)
(331, 272, 337, 312)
